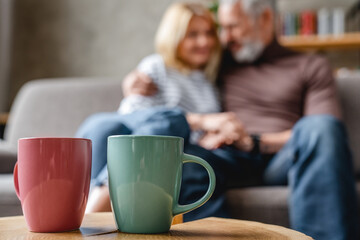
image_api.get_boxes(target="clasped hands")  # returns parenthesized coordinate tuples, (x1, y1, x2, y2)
(122, 70, 253, 151)
(187, 112, 253, 151)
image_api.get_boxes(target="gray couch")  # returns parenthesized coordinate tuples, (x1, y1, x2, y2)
(1, 77, 359, 228)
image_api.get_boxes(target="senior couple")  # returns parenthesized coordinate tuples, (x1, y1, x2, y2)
(76, 1, 358, 239)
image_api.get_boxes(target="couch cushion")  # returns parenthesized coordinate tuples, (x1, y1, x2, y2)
(226, 186, 290, 227)
(227, 182, 360, 228)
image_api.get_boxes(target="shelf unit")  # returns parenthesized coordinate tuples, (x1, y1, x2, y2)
(278, 32, 360, 50)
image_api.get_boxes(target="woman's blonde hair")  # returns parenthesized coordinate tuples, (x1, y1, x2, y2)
(155, 2, 221, 82)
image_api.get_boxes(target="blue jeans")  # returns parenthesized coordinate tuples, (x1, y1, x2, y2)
(75, 107, 190, 187)
(76, 108, 358, 240)
(182, 115, 358, 240)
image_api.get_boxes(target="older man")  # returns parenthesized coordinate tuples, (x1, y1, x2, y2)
(122, 1, 358, 239)
(178, 0, 358, 239)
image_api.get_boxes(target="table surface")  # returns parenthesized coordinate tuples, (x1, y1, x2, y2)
(0, 212, 313, 240)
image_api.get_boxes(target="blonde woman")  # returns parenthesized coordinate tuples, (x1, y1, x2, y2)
(119, 2, 221, 115)
(77, 2, 226, 213)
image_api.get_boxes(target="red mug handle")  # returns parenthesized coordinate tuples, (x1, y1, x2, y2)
(13, 162, 21, 200)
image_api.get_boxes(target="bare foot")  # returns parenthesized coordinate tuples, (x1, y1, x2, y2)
(85, 185, 111, 213)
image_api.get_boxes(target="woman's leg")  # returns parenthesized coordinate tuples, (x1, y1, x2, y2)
(78, 107, 191, 212)
(75, 112, 131, 185)
(86, 185, 111, 213)
(76, 112, 132, 212)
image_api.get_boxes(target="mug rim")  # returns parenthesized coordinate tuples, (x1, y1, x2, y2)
(108, 135, 183, 140)
(18, 137, 91, 142)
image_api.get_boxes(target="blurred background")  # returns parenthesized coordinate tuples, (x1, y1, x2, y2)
(0, 0, 358, 112)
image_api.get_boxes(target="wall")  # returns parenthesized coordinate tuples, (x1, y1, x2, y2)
(0, 0, 12, 111)
(6, 0, 200, 109)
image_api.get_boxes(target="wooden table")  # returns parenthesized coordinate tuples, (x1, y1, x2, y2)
(0, 212, 313, 239)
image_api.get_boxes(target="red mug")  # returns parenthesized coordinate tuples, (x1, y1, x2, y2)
(14, 137, 92, 232)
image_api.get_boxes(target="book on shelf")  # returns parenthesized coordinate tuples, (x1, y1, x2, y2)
(279, 7, 347, 37)
(300, 11, 316, 35)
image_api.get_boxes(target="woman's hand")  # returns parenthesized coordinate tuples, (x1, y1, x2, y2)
(122, 71, 158, 97)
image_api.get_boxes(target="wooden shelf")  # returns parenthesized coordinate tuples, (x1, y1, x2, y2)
(0, 113, 9, 125)
(278, 32, 360, 50)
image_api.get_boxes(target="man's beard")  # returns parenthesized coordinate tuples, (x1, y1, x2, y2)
(232, 39, 265, 63)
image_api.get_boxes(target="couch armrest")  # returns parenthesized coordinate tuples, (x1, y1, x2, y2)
(0, 141, 17, 174)
(336, 76, 360, 174)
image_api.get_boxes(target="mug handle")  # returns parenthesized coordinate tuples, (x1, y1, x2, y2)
(172, 153, 216, 216)
(13, 162, 21, 200)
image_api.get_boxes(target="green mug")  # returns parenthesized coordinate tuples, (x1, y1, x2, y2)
(107, 135, 216, 234)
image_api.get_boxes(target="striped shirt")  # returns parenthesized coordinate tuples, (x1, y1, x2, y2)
(118, 54, 221, 115)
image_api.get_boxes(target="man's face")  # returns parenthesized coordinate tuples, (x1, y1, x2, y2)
(218, 2, 265, 63)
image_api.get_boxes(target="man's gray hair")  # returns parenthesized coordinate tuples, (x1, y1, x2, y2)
(220, 0, 276, 17)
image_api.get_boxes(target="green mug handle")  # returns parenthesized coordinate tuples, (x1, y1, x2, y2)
(173, 153, 216, 216)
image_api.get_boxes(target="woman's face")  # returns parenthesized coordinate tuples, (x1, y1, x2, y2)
(177, 16, 217, 69)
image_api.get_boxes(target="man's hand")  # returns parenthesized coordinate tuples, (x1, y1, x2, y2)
(122, 71, 158, 97)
